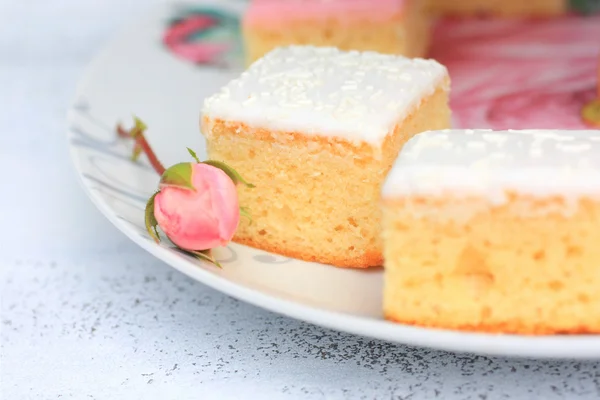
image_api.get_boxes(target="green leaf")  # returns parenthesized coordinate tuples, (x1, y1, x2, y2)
(145, 192, 161, 243)
(187, 147, 201, 163)
(239, 206, 252, 224)
(202, 160, 255, 188)
(159, 162, 195, 191)
(189, 249, 222, 269)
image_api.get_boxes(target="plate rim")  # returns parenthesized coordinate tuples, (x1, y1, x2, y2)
(66, 4, 600, 360)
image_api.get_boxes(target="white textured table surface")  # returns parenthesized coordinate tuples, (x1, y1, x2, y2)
(2, 1, 600, 399)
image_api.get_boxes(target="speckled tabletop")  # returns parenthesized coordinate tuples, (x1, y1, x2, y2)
(2, 1, 600, 399)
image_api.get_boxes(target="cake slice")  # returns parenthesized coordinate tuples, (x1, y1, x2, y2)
(426, 0, 565, 16)
(242, 0, 431, 65)
(202, 46, 450, 268)
(382, 128, 600, 334)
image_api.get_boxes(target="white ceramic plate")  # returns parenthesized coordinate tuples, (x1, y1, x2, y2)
(67, 0, 600, 359)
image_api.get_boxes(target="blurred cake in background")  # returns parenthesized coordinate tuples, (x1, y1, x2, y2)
(426, 0, 564, 16)
(427, 0, 600, 16)
(242, 0, 431, 65)
(241, 0, 600, 65)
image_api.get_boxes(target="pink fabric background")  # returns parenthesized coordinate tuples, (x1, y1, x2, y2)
(430, 15, 600, 130)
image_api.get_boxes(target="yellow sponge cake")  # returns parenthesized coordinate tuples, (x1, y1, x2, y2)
(202, 46, 451, 268)
(426, 0, 565, 16)
(382, 129, 600, 334)
(242, 0, 432, 65)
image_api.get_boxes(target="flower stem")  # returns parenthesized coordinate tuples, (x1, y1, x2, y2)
(117, 122, 166, 175)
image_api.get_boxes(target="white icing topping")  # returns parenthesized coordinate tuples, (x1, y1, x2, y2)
(202, 46, 448, 144)
(382, 129, 600, 202)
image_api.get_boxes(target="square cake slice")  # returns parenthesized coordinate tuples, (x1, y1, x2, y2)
(242, 0, 431, 65)
(382, 129, 600, 334)
(202, 46, 450, 268)
(426, 0, 565, 16)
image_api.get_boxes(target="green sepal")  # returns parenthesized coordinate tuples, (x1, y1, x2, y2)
(159, 162, 195, 191)
(202, 160, 255, 188)
(145, 192, 161, 243)
(132, 115, 147, 133)
(240, 206, 252, 224)
(131, 143, 142, 162)
(189, 249, 222, 269)
(125, 116, 146, 160)
(187, 147, 201, 163)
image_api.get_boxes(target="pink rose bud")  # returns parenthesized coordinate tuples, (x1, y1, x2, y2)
(153, 162, 240, 251)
